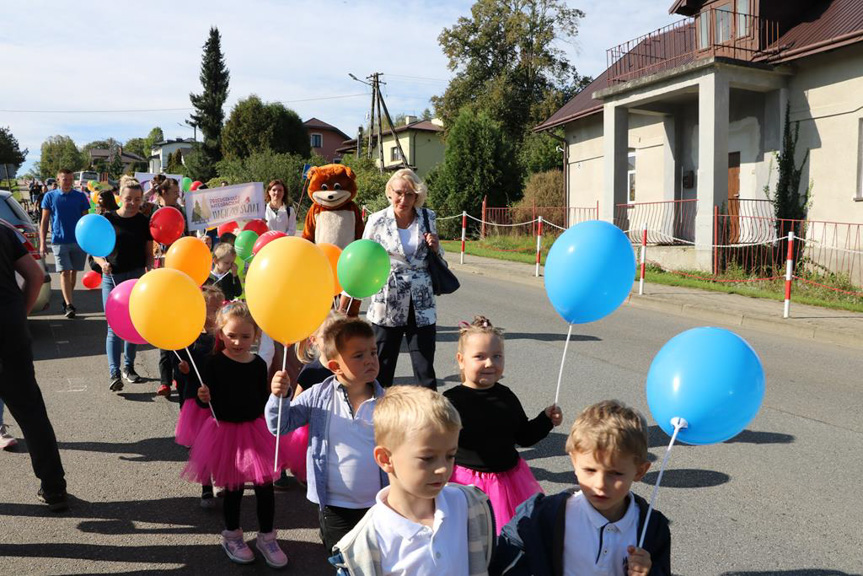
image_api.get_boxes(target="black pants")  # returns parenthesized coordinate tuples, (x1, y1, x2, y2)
(0, 318, 66, 495)
(372, 303, 437, 390)
(223, 483, 275, 533)
(158, 349, 174, 386)
(319, 505, 369, 556)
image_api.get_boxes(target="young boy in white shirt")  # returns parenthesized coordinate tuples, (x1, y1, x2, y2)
(491, 400, 671, 576)
(329, 386, 495, 576)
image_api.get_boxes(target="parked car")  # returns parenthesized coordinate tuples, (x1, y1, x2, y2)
(73, 170, 100, 190)
(1, 191, 52, 314)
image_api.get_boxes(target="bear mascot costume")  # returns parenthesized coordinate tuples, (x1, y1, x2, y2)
(302, 164, 365, 315)
(302, 164, 364, 248)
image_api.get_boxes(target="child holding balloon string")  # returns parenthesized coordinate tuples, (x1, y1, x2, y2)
(443, 315, 563, 533)
(174, 284, 223, 508)
(182, 300, 290, 568)
(491, 400, 670, 576)
(274, 310, 342, 490)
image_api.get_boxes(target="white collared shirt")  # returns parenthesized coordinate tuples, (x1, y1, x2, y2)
(324, 380, 379, 508)
(265, 203, 297, 236)
(563, 491, 639, 576)
(373, 485, 469, 576)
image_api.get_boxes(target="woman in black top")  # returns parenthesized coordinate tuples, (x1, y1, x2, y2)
(93, 179, 153, 392)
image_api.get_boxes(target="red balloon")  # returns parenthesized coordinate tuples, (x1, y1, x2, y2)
(150, 206, 185, 245)
(217, 221, 239, 237)
(83, 270, 102, 289)
(189, 180, 203, 191)
(252, 230, 287, 256)
(243, 219, 269, 236)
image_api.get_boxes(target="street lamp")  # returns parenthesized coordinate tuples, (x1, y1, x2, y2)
(177, 121, 197, 142)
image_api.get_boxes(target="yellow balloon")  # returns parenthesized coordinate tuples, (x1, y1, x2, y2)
(165, 236, 212, 286)
(245, 237, 334, 345)
(129, 268, 206, 350)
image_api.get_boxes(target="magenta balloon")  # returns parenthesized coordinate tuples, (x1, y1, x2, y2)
(106, 279, 148, 345)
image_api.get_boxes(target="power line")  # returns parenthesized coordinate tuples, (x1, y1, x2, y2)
(0, 92, 370, 114)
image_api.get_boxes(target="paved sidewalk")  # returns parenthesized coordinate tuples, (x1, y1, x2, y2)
(449, 253, 863, 350)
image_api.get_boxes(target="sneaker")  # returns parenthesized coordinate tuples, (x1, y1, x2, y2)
(64, 304, 76, 319)
(122, 367, 143, 384)
(109, 375, 124, 392)
(156, 384, 171, 397)
(37, 488, 69, 512)
(256, 531, 288, 569)
(0, 424, 17, 451)
(273, 471, 292, 491)
(221, 529, 255, 564)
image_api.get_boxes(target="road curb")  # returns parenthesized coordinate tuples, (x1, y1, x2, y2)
(451, 259, 863, 350)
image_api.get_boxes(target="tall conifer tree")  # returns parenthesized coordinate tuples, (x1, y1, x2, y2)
(189, 27, 230, 180)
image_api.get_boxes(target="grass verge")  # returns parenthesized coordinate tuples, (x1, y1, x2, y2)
(442, 238, 863, 313)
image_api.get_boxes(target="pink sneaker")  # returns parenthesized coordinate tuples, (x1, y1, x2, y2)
(256, 531, 288, 568)
(0, 425, 17, 451)
(221, 529, 254, 564)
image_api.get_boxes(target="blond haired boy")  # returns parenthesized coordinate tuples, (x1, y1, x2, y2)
(329, 386, 496, 575)
(204, 242, 242, 301)
(491, 400, 671, 576)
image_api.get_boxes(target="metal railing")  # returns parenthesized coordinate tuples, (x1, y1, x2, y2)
(607, 8, 780, 84)
(614, 199, 698, 244)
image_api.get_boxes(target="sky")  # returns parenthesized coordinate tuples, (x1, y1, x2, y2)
(1, 0, 680, 175)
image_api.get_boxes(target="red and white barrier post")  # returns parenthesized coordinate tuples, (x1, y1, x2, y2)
(535, 216, 544, 278)
(784, 230, 795, 319)
(639, 223, 647, 295)
(361, 205, 367, 221)
(460, 211, 467, 265)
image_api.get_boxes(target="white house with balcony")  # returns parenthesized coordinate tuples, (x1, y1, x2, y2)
(148, 138, 196, 173)
(539, 0, 863, 280)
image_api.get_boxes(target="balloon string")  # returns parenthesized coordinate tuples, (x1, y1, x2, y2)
(185, 346, 218, 427)
(638, 418, 685, 548)
(553, 324, 574, 406)
(274, 343, 288, 473)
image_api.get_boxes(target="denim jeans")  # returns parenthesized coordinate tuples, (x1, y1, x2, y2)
(0, 397, 5, 427)
(101, 268, 145, 377)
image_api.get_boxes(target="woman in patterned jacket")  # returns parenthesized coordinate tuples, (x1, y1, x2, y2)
(362, 168, 443, 390)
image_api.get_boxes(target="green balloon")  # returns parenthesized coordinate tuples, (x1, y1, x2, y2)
(337, 239, 391, 298)
(182, 177, 193, 193)
(235, 230, 259, 262)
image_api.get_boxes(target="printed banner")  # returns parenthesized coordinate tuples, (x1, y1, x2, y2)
(184, 182, 265, 231)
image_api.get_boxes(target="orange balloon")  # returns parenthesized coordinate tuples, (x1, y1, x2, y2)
(129, 268, 206, 350)
(165, 236, 211, 285)
(318, 243, 343, 296)
(245, 237, 333, 345)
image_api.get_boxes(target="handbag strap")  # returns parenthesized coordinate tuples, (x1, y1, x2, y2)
(421, 208, 432, 259)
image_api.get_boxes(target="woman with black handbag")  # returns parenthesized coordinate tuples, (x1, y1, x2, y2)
(362, 168, 448, 390)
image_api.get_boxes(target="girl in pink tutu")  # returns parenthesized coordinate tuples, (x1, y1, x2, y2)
(182, 301, 288, 568)
(443, 315, 563, 533)
(174, 285, 223, 508)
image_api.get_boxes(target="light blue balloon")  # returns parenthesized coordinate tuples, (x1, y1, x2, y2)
(646, 327, 765, 445)
(544, 220, 635, 324)
(75, 213, 116, 258)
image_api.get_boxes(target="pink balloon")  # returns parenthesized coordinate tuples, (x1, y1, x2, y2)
(252, 230, 287, 256)
(106, 279, 148, 345)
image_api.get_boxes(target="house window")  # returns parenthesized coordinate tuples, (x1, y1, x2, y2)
(310, 133, 323, 148)
(736, 0, 750, 38)
(390, 147, 402, 162)
(628, 150, 637, 203)
(715, 3, 733, 44)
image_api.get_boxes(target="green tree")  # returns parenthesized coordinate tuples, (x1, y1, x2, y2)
(123, 137, 150, 172)
(427, 108, 520, 234)
(519, 130, 564, 175)
(145, 127, 164, 152)
(39, 135, 85, 180)
(166, 149, 185, 174)
(772, 102, 810, 226)
(512, 168, 563, 221)
(215, 150, 324, 205)
(221, 95, 310, 160)
(339, 155, 392, 214)
(189, 27, 230, 180)
(107, 146, 125, 179)
(0, 127, 28, 181)
(432, 0, 585, 141)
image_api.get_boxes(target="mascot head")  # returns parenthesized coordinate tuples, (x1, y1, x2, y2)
(307, 164, 358, 209)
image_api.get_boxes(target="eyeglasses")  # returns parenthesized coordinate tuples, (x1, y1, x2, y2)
(392, 190, 417, 199)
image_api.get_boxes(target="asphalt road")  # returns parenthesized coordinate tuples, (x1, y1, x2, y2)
(1, 268, 862, 575)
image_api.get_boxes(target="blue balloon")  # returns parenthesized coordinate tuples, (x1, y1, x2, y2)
(75, 214, 116, 258)
(646, 327, 765, 445)
(544, 220, 635, 324)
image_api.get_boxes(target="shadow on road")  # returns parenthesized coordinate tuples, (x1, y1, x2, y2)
(436, 324, 601, 343)
(641, 468, 730, 488)
(720, 571, 861, 576)
(58, 436, 187, 463)
(649, 425, 795, 448)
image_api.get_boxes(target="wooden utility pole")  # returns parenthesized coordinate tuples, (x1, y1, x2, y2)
(354, 72, 410, 173)
(375, 73, 385, 173)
